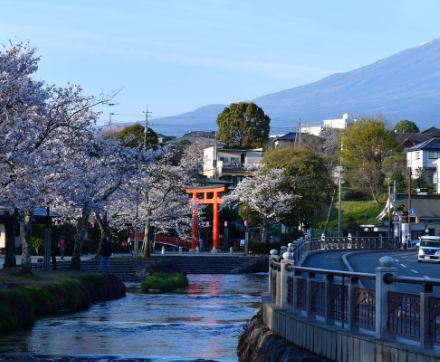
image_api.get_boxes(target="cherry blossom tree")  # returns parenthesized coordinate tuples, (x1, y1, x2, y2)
(0, 41, 117, 273)
(180, 140, 206, 173)
(222, 167, 298, 242)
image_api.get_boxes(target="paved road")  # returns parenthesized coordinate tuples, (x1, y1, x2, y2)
(303, 249, 440, 295)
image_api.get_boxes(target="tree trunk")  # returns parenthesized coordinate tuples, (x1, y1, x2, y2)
(95, 212, 108, 258)
(21, 208, 34, 275)
(262, 216, 269, 243)
(2, 210, 18, 269)
(70, 207, 90, 270)
(143, 221, 152, 258)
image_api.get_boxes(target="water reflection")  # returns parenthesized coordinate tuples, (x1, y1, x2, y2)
(0, 274, 267, 362)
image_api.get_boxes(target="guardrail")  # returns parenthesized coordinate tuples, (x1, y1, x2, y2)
(269, 253, 440, 349)
(287, 234, 398, 266)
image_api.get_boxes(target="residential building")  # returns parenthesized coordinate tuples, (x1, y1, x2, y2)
(406, 138, 440, 187)
(201, 146, 263, 186)
(270, 132, 324, 151)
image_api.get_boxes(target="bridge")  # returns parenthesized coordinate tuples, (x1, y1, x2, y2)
(263, 235, 440, 361)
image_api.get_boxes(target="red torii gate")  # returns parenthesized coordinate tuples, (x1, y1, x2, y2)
(186, 186, 228, 250)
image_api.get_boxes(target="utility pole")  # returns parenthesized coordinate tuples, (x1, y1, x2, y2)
(108, 113, 114, 128)
(388, 182, 391, 238)
(393, 180, 396, 248)
(214, 131, 218, 179)
(408, 167, 412, 246)
(338, 157, 342, 237)
(143, 107, 152, 149)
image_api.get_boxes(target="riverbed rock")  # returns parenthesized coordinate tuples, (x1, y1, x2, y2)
(237, 309, 335, 362)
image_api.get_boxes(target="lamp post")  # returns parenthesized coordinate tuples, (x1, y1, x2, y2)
(245, 197, 249, 254)
(224, 221, 229, 249)
(43, 207, 52, 270)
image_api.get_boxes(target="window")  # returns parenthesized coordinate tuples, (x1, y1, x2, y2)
(231, 157, 240, 164)
(415, 152, 420, 160)
(429, 151, 438, 159)
(219, 157, 229, 163)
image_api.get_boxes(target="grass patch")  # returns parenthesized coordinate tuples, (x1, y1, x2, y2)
(0, 272, 126, 333)
(141, 272, 188, 293)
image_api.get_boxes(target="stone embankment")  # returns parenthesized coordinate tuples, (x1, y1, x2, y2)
(238, 309, 334, 362)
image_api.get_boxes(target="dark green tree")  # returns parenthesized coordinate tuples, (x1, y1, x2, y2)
(117, 124, 158, 148)
(339, 116, 402, 203)
(262, 147, 335, 230)
(216, 102, 270, 149)
(393, 120, 420, 133)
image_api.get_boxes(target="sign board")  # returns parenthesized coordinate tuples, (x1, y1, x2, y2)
(410, 208, 416, 215)
(392, 215, 399, 224)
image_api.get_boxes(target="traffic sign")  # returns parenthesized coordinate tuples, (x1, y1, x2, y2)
(410, 208, 416, 215)
(392, 215, 399, 224)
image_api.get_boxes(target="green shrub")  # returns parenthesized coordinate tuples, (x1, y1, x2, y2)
(141, 272, 188, 293)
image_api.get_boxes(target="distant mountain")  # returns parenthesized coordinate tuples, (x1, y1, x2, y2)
(156, 38, 440, 134)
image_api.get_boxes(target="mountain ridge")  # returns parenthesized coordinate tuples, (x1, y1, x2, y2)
(155, 38, 440, 133)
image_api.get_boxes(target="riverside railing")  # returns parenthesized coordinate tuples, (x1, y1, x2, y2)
(287, 234, 398, 266)
(269, 252, 440, 349)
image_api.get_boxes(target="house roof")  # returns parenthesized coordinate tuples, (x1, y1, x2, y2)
(407, 138, 440, 151)
(394, 133, 432, 145)
(391, 194, 440, 219)
(419, 127, 440, 136)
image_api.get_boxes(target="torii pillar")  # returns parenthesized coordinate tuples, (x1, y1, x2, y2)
(186, 186, 227, 251)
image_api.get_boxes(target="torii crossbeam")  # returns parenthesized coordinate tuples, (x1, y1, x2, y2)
(186, 186, 228, 251)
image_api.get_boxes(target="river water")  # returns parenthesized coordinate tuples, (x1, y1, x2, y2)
(0, 274, 267, 362)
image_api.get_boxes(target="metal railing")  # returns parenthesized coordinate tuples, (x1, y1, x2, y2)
(268, 255, 440, 349)
(286, 234, 399, 267)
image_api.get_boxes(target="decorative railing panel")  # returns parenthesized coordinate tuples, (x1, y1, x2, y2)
(388, 291, 420, 339)
(355, 287, 376, 329)
(311, 281, 325, 316)
(297, 279, 307, 311)
(330, 284, 348, 323)
(429, 296, 440, 343)
(287, 276, 293, 305)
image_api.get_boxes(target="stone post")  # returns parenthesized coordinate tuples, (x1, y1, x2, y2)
(269, 251, 278, 301)
(375, 256, 397, 340)
(179, 246, 182, 254)
(420, 284, 434, 349)
(348, 277, 359, 331)
(321, 233, 326, 250)
(324, 274, 335, 325)
(161, 246, 165, 255)
(348, 233, 352, 249)
(306, 271, 316, 319)
(279, 252, 293, 309)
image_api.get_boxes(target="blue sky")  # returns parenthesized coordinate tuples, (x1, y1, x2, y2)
(1, 0, 440, 136)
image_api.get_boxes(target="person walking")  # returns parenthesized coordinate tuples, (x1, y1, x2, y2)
(127, 237, 133, 255)
(99, 238, 112, 273)
(59, 236, 66, 260)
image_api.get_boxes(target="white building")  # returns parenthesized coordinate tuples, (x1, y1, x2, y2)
(201, 147, 263, 186)
(301, 113, 354, 136)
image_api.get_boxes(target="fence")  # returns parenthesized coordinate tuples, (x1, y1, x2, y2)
(269, 253, 440, 349)
(287, 234, 398, 267)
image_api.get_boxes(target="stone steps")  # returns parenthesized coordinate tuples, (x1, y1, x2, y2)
(57, 255, 258, 280)
(159, 256, 251, 274)
(57, 260, 139, 282)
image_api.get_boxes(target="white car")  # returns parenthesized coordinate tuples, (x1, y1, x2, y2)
(418, 236, 440, 263)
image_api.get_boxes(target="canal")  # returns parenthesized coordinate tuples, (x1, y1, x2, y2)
(0, 274, 267, 362)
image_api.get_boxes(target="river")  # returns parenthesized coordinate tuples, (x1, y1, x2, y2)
(0, 274, 267, 362)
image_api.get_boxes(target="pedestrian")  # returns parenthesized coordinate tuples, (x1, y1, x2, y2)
(59, 236, 66, 260)
(99, 238, 112, 273)
(127, 237, 133, 255)
(51, 237, 57, 270)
